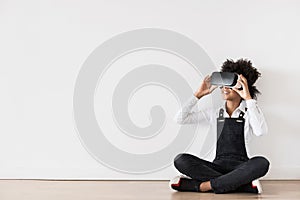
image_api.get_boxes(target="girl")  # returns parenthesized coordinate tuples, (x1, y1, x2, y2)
(170, 59, 270, 194)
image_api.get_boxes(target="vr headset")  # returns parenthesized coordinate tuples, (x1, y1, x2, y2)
(210, 72, 242, 89)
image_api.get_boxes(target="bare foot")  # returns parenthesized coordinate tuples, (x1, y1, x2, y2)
(199, 181, 212, 192)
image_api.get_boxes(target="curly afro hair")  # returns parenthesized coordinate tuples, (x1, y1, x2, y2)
(221, 59, 261, 99)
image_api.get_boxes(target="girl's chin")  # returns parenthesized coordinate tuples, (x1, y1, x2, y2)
(222, 95, 235, 100)
(222, 96, 241, 101)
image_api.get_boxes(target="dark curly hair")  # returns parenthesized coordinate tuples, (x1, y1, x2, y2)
(221, 59, 261, 99)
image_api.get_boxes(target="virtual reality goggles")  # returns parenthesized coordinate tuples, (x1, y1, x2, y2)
(210, 72, 242, 89)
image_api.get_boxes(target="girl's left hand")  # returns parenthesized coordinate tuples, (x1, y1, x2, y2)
(232, 74, 252, 100)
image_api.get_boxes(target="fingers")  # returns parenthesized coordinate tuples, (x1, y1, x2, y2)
(235, 75, 247, 90)
(232, 87, 239, 93)
(203, 75, 212, 87)
(237, 79, 246, 89)
(204, 75, 211, 82)
(209, 85, 218, 93)
(239, 74, 248, 85)
(200, 75, 209, 85)
(232, 87, 242, 97)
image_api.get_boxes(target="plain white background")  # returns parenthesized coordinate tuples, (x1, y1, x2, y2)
(0, 0, 299, 179)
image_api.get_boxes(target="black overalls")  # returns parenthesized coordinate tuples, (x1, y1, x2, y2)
(214, 108, 249, 167)
(174, 108, 270, 193)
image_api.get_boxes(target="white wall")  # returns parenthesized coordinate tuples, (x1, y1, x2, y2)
(0, 0, 299, 179)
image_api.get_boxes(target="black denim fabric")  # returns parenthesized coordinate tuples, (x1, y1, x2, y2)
(174, 109, 270, 193)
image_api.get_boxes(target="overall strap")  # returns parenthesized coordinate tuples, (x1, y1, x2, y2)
(238, 107, 248, 118)
(219, 108, 246, 118)
(239, 111, 245, 118)
(218, 108, 224, 118)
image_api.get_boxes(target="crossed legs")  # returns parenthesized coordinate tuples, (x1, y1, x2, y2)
(174, 153, 270, 193)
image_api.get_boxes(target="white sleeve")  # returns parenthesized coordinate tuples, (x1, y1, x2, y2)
(246, 99, 268, 136)
(173, 94, 214, 124)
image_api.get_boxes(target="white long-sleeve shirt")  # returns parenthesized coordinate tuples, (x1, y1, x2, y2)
(173, 94, 268, 157)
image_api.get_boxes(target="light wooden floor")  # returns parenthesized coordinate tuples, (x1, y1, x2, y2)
(0, 180, 299, 200)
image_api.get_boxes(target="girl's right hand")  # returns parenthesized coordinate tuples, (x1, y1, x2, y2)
(194, 75, 217, 99)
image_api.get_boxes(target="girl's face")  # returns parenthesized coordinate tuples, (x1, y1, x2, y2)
(221, 86, 242, 101)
